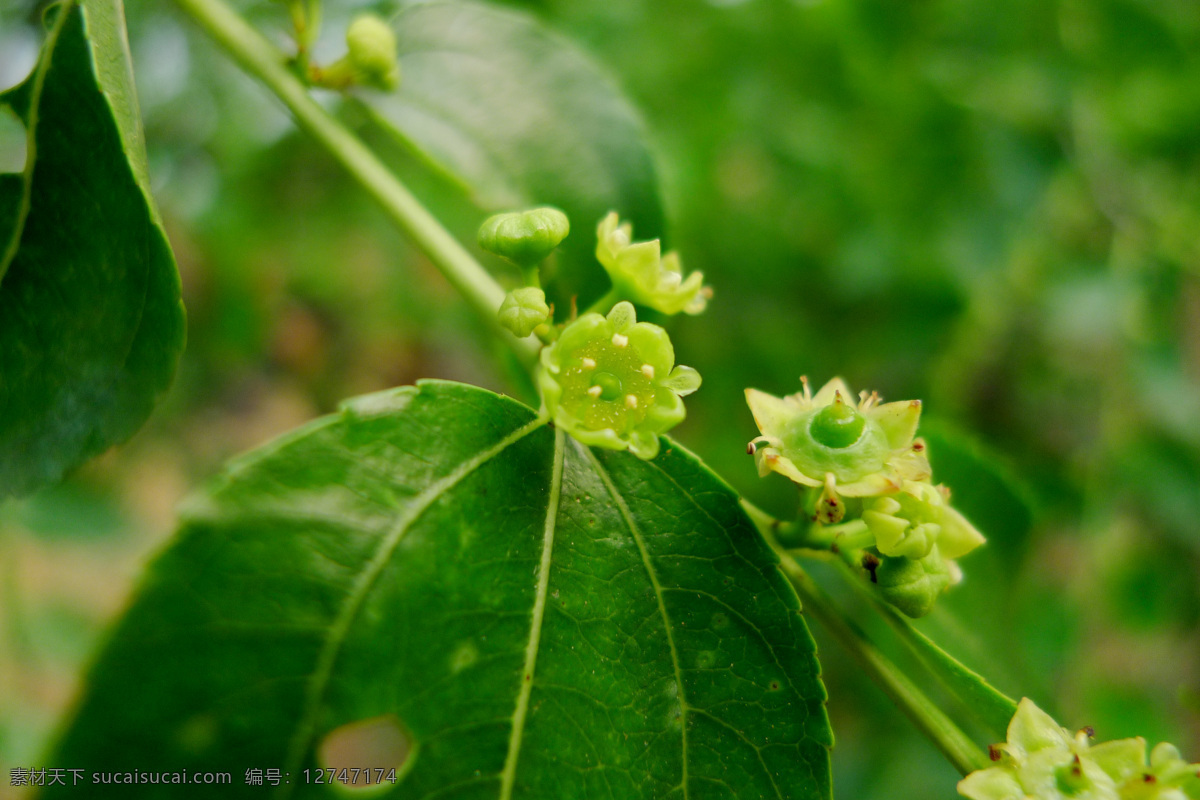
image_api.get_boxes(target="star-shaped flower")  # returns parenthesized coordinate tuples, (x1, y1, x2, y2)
(745, 376, 931, 502)
(959, 699, 1200, 800)
(538, 302, 701, 459)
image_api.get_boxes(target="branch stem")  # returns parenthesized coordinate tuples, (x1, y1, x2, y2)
(832, 559, 1018, 739)
(741, 499, 990, 776)
(172, 0, 539, 369)
(781, 554, 989, 776)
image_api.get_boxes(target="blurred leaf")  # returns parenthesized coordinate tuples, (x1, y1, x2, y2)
(921, 418, 1036, 561)
(1, 482, 131, 541)
(0, 0, 185, 498)
(50, 380, 831, 799)
(356, 0, 663, 310)
(1116, 435, 1200, 553)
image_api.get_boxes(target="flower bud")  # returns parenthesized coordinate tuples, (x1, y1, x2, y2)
(478, 208, 570, 268)
(874, 547, 950, 618)
(345, 15, 400, 90)
(959, 698, 1200, 800)
(497, 287, 550, 338)
(863, 480, 985, 561)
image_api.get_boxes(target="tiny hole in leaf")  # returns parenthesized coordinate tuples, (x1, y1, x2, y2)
(318, 714, 415, 792)
(0, 26, 40, 96)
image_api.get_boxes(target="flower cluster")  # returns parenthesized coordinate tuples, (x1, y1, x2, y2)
(746, 376, 985, 617)
(959, 699, 1200, 800)
(538, 302, 701, 460)
(595, 213, 710, 316)
(477, 208, 706, 456)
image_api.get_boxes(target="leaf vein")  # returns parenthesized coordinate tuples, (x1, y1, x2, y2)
(497, 427, 565, 800)
(690, 708, 786, 800)
(583, 445, 691, 800)
(281, 414, 546, 789)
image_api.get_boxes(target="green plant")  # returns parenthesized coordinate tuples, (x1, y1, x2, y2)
(1, 0, 1198, 798)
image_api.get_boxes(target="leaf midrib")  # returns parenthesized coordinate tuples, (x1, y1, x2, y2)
(497, 427, 565, 800)
(280, 414, 547, 792)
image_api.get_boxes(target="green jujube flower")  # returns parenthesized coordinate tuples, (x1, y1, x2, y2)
(864, 480, 986, 560)
(478, 207, 570, 268)
(746, 377, 931, 503)
(595, 212, 710, 315)
(959, 699, 1200, 800)
(538, 302, 701, 459)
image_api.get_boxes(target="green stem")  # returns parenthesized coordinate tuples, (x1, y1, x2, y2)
(794, 518, 873, 551)
(172, 0, 539, 370)
(832, 559, 1018, 739)
(741, 500, 989, 776)
(521, 264, 542, 290)
(740, 498, 783, 540)
(780, 555, 989, 776)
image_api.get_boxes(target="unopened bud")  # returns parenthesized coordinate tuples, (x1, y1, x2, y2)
(346, 15, 400, 90)
(497, 287, 550, 338)
(478, 208, 570, 268)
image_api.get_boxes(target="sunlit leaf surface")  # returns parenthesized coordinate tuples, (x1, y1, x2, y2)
(49, 381, 831, 799)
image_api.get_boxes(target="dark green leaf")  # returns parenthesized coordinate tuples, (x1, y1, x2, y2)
(48, 380, 831, 799)
(0, 0, 185, 498)
(357, 0, 664, 309)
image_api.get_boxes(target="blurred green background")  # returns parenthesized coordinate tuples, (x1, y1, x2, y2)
(2, 0, 1199, 797)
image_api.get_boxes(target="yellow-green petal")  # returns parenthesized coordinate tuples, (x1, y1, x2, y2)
(939, 505, 987, 560)
(958, 767, 1026, 800)
(1008, 698, 1071, 756)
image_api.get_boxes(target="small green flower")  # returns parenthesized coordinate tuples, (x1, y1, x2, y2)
(498, 287, 551, 338)
(538, 301, 701, 459)
(345, 15, 400, 90)
(596, 212, 710, 315)
(746, 377, 931, 503)
(478, 208, 570, 268)
(958, 699, 1200, 800)
(863, 480, 986, 560)
(960, 698, 1117, 800)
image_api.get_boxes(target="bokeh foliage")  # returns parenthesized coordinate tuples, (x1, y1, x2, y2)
(1, 0, 1198, 797)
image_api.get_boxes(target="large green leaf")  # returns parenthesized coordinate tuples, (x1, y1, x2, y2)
(357, 0, 664, 309)
(48, 380, 831, 799)
(0, 0, 185, 498)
